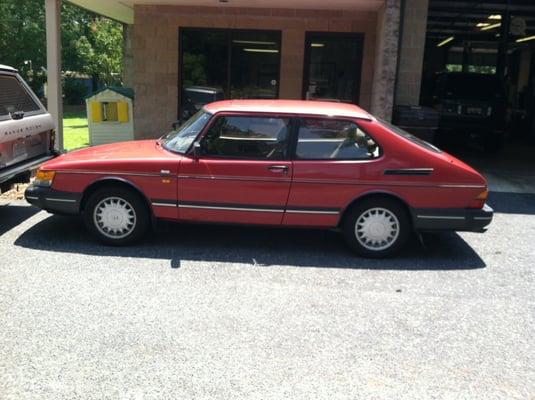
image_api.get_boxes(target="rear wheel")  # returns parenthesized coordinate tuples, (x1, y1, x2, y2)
(83, 187, 149, 245)
(343, 198, 410, 258)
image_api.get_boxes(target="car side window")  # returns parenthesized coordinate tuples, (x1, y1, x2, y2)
(200, 115, 290, 160)
(295, 118, 380, 160)
(0, 75, 41, 118)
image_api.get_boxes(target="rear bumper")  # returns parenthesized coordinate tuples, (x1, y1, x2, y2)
(25, 185, 81, 215)
(0, 153, 57, 186)
(413, 204, 493, 233)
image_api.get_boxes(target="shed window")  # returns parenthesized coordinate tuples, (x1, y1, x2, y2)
(102, 102, 118, 121)
(90, 100, 129, 123)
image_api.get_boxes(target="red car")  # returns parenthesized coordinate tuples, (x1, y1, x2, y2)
(25, 100, 493, 257)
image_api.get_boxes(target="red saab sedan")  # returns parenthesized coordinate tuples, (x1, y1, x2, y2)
(25, 100, 493, 257)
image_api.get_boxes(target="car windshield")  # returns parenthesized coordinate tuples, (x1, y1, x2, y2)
(378, 118, 442, 153)
(161, 110, 212, 153)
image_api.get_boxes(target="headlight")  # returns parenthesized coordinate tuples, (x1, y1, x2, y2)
(34, 169, 56, 187)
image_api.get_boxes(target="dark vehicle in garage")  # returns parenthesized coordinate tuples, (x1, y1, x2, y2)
(433, 72, 506, 151)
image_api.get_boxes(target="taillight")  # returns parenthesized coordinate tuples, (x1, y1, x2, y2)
(468, 189, 489, 209)
(49, 129, 56, 152)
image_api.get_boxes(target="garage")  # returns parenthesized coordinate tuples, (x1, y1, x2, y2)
(401, 0, 535, 192)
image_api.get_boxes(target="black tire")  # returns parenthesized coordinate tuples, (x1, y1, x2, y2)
(342, 197, 410, 258)
(83, 186, 150, 245)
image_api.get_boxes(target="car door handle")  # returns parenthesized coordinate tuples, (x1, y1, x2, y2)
(268, 165, 289, 173)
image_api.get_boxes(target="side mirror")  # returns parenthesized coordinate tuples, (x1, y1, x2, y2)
(192, 141, 201, 160)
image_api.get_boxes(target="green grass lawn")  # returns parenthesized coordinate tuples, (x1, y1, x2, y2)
(63, 110, 89, 151)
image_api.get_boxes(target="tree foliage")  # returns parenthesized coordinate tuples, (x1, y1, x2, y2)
(0, 0, 123, 90)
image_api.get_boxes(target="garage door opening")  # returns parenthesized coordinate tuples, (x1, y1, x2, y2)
(414, 0, 535, 193)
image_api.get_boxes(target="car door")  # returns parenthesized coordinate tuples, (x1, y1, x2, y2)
(283, 116, 381, 227)
(178, 113, 292, 225)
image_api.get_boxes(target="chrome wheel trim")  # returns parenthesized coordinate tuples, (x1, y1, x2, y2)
(355, 207, 400, 251)
(93, 196, 137, 240)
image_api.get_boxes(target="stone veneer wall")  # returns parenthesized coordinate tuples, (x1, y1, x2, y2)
(370, 0, 400, 121)
(395, 0, 428, 106)
(122, 24, 134, 89)
(132, 5, 381, 139)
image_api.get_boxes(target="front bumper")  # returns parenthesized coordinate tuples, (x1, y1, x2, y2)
(25, 185, 81, 215)
(413, 204, 493, 233)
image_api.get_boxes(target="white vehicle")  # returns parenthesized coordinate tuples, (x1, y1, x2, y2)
(0, 64, 56, 194)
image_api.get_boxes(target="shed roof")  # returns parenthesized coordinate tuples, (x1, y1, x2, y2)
(85, 86, 134, 100)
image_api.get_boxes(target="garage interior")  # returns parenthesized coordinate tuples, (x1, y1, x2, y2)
(418, 0, 535, 192)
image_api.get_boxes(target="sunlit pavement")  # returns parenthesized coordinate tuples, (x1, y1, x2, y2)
(1, 194, 534, 399)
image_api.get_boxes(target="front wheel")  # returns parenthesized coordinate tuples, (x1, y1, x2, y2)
(342, 198, 410, 258)
(83, 187, 149, 245)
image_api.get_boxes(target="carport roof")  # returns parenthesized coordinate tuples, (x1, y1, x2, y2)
(428, 0, 535, 43)
(66, 0, 385, 24)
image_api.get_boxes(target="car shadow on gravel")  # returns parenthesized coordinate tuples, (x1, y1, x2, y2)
(0, 202, 39, 236)
(14, 212, 486, 270)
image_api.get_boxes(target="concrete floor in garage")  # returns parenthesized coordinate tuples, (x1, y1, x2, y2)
(450, 141, 535, 194)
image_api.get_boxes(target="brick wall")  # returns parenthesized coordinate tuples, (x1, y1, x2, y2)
(395, 0, 428, 106)
(133, 5, 380, 139)
(122, 24, 134, 89)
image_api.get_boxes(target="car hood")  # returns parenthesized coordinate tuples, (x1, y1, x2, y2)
(43, 140, 181, 172)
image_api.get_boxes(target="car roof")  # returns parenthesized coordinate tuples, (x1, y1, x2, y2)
(203, 99, 374, 120)
(0, 64, 17, 73)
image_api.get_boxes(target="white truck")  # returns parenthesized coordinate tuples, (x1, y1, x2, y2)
(0, 64, 57, 195)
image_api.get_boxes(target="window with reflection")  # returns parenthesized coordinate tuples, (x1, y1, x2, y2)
(200, 115, 290, 160)
(180, 29, 281, 119)
(296, 118, 380, 160)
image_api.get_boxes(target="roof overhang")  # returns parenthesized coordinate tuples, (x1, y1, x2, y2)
(66, 0, 384, 24)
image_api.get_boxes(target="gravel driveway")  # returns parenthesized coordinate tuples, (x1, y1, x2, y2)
(1, 192, 534, 399)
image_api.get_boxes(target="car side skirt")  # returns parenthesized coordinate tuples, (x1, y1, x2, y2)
(25, 186, 81, 215)
(413, 204, 493, 232)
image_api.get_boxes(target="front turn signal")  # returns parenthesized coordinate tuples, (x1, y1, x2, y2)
(34, 170, 56, 187)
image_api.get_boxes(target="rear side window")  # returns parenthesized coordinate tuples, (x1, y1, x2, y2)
(200, 115, 290, 160)
(0, 75, 41, 117)
(378, 118, 441, 153)
(296, 118, 380, 160)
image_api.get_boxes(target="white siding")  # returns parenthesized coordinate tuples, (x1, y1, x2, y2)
(85, 89, 134, 146)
